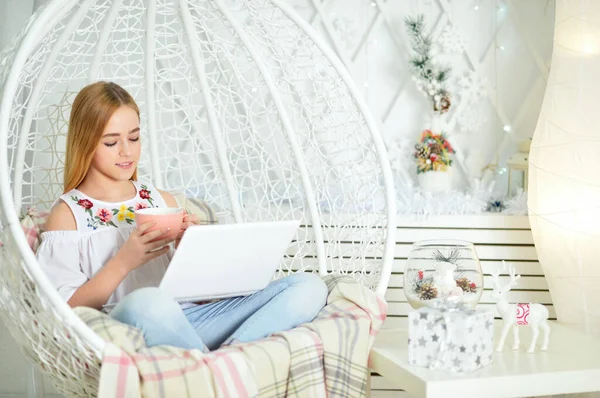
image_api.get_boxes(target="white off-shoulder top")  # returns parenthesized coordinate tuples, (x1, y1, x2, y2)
(36, 179, 173, 305)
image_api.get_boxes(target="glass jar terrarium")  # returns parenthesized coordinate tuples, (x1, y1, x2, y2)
(404, 240, 483, 308)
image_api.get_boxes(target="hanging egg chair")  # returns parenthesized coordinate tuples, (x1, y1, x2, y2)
(0, 0, 396, 395)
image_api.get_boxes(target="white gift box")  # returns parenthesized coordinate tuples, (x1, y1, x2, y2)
(408, 305, 494, 372)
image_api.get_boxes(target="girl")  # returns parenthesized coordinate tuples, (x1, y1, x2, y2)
(37, 81, 327, 351)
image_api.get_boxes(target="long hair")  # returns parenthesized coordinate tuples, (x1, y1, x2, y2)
(63, 81, 140, 193)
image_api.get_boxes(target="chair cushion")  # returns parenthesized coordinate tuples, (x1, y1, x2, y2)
(170, 192, 218, 225)
(19, 207, 50, 253)
(76, 305, 146, 353)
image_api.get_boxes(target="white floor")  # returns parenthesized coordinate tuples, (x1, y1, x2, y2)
(0, 321, 60, 398)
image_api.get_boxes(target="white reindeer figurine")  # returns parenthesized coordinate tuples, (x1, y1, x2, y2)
(491, 262, 550, 353)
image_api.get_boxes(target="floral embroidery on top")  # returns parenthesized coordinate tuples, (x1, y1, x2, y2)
(63, 181, 163, 231)
(114, 204, 135, 225)
(96, 208, 114, 224)
(135, 202, 149, 210)
(139, 184, 155, 207)
(72, 195, 118, 229)
(77, 198, 93, 210)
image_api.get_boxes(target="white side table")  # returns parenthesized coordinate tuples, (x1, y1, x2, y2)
(369, 322, 600, 397)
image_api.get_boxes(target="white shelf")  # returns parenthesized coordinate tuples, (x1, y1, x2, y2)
(370, 322, 600, 398)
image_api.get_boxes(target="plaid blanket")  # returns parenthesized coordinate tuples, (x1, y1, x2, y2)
(75, 276, 387, 398)
(19, 207, 49, 252)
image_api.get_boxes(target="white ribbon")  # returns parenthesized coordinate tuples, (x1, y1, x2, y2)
(427, 298, 475, 371)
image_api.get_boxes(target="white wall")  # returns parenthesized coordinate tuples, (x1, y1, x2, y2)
(0, 3, 58, 397)
(0, 0, 39, 391)
(0, 0, 34, 50)
(287, 0, 555, 195)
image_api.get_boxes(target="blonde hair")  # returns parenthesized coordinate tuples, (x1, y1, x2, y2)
(64, 81, 140, 193)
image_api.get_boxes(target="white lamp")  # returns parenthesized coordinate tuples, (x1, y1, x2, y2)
(529, 0, 600, 336)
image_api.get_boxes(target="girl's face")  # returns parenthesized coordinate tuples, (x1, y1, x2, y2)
(89, 105, 141, 182)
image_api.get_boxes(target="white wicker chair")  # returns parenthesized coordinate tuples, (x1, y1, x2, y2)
(0, 0, 396, 396)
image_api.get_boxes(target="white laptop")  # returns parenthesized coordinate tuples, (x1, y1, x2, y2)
(157, 219, 300, 303)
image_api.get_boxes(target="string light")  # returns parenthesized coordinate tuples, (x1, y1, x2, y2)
(503, 125, 512, 132)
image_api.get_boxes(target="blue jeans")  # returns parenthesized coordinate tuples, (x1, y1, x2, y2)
(109, 273, 328, 351)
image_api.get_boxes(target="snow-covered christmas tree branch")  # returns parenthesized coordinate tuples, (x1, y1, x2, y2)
(405, 14, 452, 113)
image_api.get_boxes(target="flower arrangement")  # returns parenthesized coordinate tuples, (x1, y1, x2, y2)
(413, 129, 455, 173)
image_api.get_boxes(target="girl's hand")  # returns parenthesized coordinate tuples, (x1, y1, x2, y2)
(175, 211, 200, 248)
(115, 221, 174, 272)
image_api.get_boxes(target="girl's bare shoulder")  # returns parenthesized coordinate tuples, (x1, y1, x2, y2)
(157, 189, 178, 208)
(44, 200, 77, 231)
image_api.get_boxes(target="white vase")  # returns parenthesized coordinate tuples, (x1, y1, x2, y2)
(418, 171, 451, 194)
(431, 112, 443, 133)
(529, 0, 600, 337)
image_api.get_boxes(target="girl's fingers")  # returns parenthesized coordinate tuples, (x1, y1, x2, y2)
(141, 228, 171, 243)
(181, 221, 194, 230)
(148, 237, 174, 252)
(182, 214, 199, 224)
(137, 221, 157, 235)
(147, 245, 170, 258)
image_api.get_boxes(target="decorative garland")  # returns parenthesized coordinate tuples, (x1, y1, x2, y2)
(405, 14, 452, 113)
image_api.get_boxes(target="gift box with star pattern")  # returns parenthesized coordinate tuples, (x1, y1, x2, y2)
(408, 305, 494, 372)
